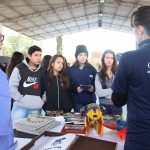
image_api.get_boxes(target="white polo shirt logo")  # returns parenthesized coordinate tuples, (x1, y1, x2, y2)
(147, 62, 150, 73)
(148, 62, 150, 69)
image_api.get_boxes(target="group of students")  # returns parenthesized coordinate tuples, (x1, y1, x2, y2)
(1, 6, 150, 150)
(8, 44, 121, 122)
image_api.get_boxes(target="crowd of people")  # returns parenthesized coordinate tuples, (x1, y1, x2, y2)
(0, 6, 150, 150)
(8, 44, 121, 119)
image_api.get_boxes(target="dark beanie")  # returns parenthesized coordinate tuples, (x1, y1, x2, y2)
(28, 45, 42, 55)
(75, 45, 88, 58)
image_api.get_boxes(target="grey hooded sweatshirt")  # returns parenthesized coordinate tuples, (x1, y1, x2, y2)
(9, 59, 45, 109)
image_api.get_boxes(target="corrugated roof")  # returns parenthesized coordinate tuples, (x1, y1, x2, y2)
(0, 0, 149, 40)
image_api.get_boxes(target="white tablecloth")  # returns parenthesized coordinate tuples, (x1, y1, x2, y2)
(14, 116, 125, 150)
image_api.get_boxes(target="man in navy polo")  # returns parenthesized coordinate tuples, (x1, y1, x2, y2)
(0, 33, 15, 149)
(112, 6, 150, 150)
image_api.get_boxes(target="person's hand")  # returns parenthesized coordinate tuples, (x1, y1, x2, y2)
(77, 86, 83, 93)
(88, 86, 94, 92)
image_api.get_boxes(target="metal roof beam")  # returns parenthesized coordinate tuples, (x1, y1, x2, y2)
(109, 0, 121, 28)
(30, 20, 130, 40)
(18, 13, 98, 32)
(17, 12, 130, 33)
(119, 0, 141, 30)
(64, 0, 80, 31)
(45, 0, 70, 33)
(1, 0, 98, 23)
(30, 21, 98, 40)
(22, 0, 52, 35)
(82, 0, 90, 29)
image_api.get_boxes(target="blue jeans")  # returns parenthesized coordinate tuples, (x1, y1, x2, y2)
(74, 103, 84, 113)
(12, 105, 41, 121)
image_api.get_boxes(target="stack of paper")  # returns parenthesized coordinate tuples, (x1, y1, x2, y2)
(14, 116, 60, 135)
(61, 124, 85, 134)
(63, 113, 84, 124)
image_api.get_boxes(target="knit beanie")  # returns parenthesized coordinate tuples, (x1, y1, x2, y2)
(28, 45, 42, 55)
(75, 45, 88, 58)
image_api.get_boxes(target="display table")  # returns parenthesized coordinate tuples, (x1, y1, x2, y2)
(14, 116, 125, 150)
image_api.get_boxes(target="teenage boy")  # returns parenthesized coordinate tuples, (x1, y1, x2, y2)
(10, 45, 44, 121)
(0, 33, 15, 149)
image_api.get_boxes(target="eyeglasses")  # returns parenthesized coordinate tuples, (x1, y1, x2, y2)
(0, 34, 4, 42)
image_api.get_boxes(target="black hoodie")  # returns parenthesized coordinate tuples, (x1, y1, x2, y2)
(42, 73, 73, 112)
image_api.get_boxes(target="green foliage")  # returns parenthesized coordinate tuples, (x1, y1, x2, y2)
(20, 34, 32, 53)
(3, 46, 15, 56)
(3, 34, 32, 57)
(3, 35, 17, 56)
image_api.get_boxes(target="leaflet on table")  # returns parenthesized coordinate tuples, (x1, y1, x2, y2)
(63, 113, 84, 125)
(30, 133, 76, 150)
(64, 117, 84, 124)
(61, 124, 85, 134)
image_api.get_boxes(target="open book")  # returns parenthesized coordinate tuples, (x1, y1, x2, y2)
(21, 131, 117, 150)
(30, 133, 76, 150)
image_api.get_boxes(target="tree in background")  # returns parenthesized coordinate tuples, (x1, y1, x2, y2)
(3, 35, 17, 56)
(3, 34, 32, 57)
(56, 36, 63, 55)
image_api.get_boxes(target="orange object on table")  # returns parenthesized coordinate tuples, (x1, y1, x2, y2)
(117, 128, 127, 140)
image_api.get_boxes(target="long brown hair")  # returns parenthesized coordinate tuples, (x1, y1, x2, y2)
(6, 51, 24, 78)
(41, 55, 52, 73)
(100, 49, 117, 88)
(48, 55, 70, 91)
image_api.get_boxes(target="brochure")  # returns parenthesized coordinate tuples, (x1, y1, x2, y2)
(30, 133, 76, 150)
(61, 124, 85, 134)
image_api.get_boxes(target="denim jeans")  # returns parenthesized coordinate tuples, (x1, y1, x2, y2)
(12, 105, 41, 121)
(74, 103, 84, 113)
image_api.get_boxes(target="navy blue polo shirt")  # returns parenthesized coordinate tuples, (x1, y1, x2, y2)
(112, 39, 150, 149)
